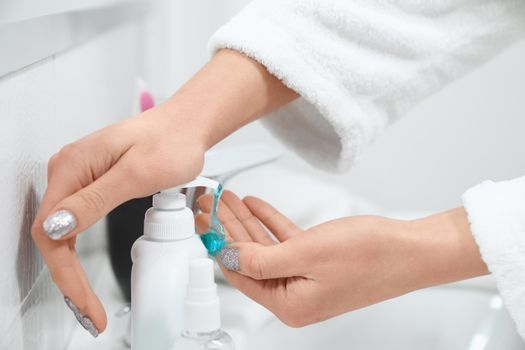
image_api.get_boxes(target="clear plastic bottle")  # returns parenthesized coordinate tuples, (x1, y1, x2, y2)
(171, 259, 235, 350)
(175, 329, 234, 350)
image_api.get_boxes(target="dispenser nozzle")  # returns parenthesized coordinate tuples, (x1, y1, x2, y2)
(170, 176, 219, 192)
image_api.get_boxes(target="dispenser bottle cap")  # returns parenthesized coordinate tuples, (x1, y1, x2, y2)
(184, 258, 221, 333)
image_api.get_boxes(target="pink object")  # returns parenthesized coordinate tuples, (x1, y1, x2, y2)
(140, 91, 155, 112)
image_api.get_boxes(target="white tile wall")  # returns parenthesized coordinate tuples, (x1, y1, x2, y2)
(0, 22, 140, 349)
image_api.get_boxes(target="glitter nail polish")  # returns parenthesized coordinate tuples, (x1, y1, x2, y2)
(43, 210, 77, 240)
(218, 247, 239, 271)
(64, 297, 99, 338)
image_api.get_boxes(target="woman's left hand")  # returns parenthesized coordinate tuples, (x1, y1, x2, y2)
(196, 191, 488, 327)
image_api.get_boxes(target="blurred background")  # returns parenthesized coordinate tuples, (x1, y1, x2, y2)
(1, 0, 524, 349)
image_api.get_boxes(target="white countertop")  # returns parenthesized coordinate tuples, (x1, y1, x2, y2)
(66, 253, 274, 350)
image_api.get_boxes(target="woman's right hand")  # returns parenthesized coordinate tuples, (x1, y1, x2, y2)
(31, 106, 208, 335)
(30, 49, 299, 336)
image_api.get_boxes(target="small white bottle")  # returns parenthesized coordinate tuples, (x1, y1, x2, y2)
(131, 177, 219, 350)
(171, 258, 235, 350)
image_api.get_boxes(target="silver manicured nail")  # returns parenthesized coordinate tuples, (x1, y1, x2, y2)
(218, 247, 239, 271)
(43, 210, 77, 240)
(64, 297, 99, 338)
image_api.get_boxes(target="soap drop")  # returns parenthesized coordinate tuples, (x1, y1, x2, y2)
(200, 184, 227, 256)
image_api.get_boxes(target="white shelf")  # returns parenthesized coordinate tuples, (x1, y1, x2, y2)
(0, 0, 145, 24)
(0, 1, 152, 78)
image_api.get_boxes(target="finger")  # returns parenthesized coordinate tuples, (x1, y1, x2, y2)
(195, 213, 211, 234)
(70, 251, 107, 332)
(214, 261, 277, 310)
(33, 170, 106, 334)
(35, 122, 134, 240)
(197, 194, 253, 242)
(196, 193, 215, 214)
(32, 125, 131, 336)
(31, 232, 106, 334)
(220, 191, 275, 246)
(41, 156, 143, 241)
(243, 196, 302, 242)
(214, 257, 306, 325)
(195, 213, 233, 241)
(217, 241, 302, 280)
(47, 153, 59, 181)
(32, 157, 134, 334)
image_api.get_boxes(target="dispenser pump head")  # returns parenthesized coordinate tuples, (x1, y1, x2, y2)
(145, 177, 219, 241)
(152, 176, 219, 210)
(175, 176, 220, 192)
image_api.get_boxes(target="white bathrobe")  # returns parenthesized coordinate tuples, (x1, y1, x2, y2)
(208, 0, 525, 339)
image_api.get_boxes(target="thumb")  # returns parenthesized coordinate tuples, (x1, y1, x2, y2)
(217, 241, 302, 280)
(41, 158, 141, 241)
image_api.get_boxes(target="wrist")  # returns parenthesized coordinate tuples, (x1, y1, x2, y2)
(408, 208, 488, 289)
(152, 102, 214, 151)
(160, 49, 298, 149)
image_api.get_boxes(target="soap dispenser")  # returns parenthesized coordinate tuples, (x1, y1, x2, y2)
(107, 143, 281, 302)
(131, 177, 219, 350)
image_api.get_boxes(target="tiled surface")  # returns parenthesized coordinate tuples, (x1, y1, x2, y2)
(0, 22, 140, 350)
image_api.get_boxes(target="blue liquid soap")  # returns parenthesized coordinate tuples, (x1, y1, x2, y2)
(200, 184, 227, 256)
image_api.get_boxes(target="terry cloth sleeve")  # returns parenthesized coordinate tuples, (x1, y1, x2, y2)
(463, 176, 525, 339)
(208, 0, 525, 172)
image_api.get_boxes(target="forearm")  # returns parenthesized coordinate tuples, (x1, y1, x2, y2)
(159, 49, 298, 149)
(409, 207, 489, 289)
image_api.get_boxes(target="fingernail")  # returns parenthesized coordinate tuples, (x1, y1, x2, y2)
(218, 247, 239, 271)
(43, 210, 77, 240)
(64, 297, 99, 338)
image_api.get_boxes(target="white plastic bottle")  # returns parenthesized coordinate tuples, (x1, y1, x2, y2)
(171, 258, 235, 350)
(131, 177, 219, 350)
